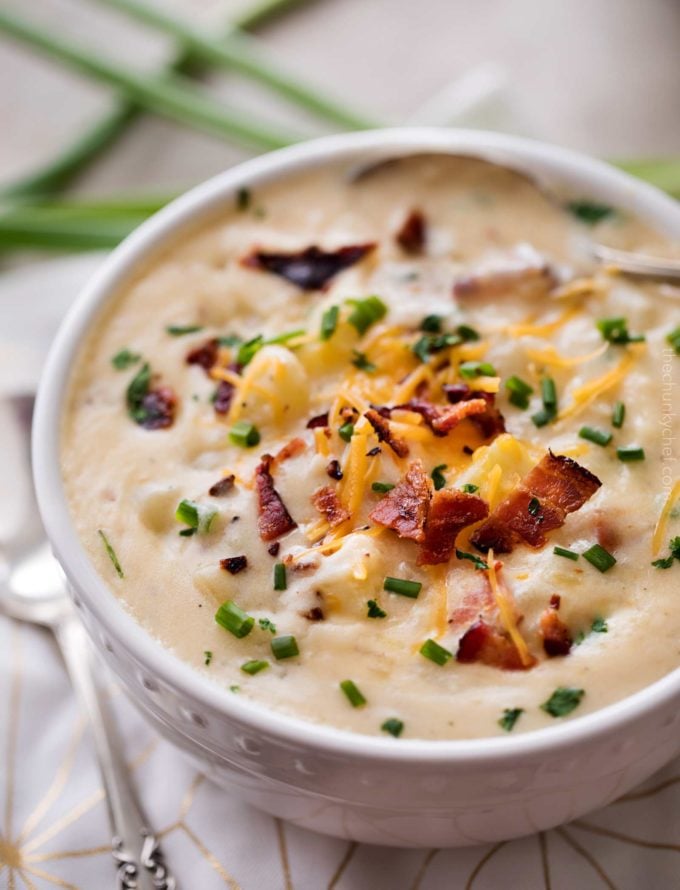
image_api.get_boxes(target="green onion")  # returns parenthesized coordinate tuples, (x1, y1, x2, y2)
(553, 546, 579, 561)
(366, 599, 387, 618)
(541, 377, 557, 408)
(540, 686, 585, 717)
(271, 635, 299, 659)
(652, 555, 675, 569)
(339, 679, 366, 707)
(203, 650, 213, 666)
(229, 420, 260, 448)
(265, 328, 306, 346)
(459, 360, 496, 379)
(651, 536, 680, 569)
(431, 464, 447, 491)
(352, 350, 376, 372)
(412, 331, 465, 363)
(498, 708, 523, 732)
(612, 401, 626, 428)
(166, 324, 203, 336)
(582, 543, 617, 573)
(455, 549, 489, 570)
(241, 659, 269, 675)
(527, 497, 541, 517)
(346, 296, 387, 335)
(218, 333, 242, 347)
(273, 563, 287, 591)
(236, 335, 264, 366)
(505, 375, 534, 409)
(236, 187, 251, 211)
(591, 617, 608, 633)
(97, 529, 124, 578)
(420, 314, 443, 333)
(215, 600, 254, 638)
(320, 305, 339, 341)
(567, 201, 614, 224)
(230, 685, 241, 693)
(457, 324, 480, 342)
(111, 347, 141, 370)
(338, 422, 355, 442)
(579, 426, 612, 446)
(381, 718, 404, 737)
(419, 638, 452, 666)
(617, 445, 645, 462)
(258, 617, 277, 634)
(371, 481, 395, 493)
(383, 577, 422, 598)
(667, 326, 680, 355)
(596, 316, 645, 345)
(175, 498, 217, 534)
(531, 407, 556, 428)
(461, 483, 479, 494)
(126, 362, 152, 422)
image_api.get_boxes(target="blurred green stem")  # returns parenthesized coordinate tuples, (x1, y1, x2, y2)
(614, 157, 680, 200)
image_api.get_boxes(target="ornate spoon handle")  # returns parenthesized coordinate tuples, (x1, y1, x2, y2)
(54, 612, 176, 889)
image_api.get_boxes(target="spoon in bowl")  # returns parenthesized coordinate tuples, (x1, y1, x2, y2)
(0, 393, 176, 890)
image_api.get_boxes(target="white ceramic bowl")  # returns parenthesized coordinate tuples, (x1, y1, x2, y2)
(33, 129, 680, 848)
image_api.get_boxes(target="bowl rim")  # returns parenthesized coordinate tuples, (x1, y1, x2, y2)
(33, 127, 680, 764)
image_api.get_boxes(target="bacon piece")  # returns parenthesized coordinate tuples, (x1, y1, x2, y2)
(186, 338, 219, 372)
(267, 542, 280, 557)
(274, 437, 306, 464)
(364, 409, 410, 457)
(418, 490, 489, 565)
(242, 243, 376, 291)
(306, 412, 329, 429)
(442, 385, 506, 438)
(453, 249, 557, 301)
(138, 386, 176, 430)
(326, 459, 343, 480)
(254, 455, 297, 541)
(302, 606, 325, 621)
(449, 580, 495, 629)
(471, 452, 601, 553)
(456, 619, 529, 670)
(540, 608, 573, 657)
(311, 486, 351, 529)
(401, 397, 488, 437)
(220, 555, 248, 575)
(213, 380, 235, 415)
(209, 474, 235, 497)
(395, 209, 426, 254)
(369, 460, 432, 542)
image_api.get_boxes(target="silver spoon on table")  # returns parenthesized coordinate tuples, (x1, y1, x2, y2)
(0, 393, 176, 890)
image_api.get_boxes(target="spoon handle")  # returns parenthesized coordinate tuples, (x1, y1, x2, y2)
(54, 613, 176, 890)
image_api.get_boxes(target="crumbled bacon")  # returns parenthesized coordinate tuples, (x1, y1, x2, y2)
(539, 607, 572, 657)
(302, 606, 325, 621)
(400, 397, 488, 437)
(364, 409, 410, 457)
(442, 385, 506, 438)
(267, 542, 280, 557)
(213, 380, 235, 415)
(326, 459, 343, 480)
(471, 451, 601, 553)
(254, 454, 298, 541)
(306, 412, 329, 429)
(138, 387, 177, 430)
(186, 338, 219, 372)
(550, 593, 561, 610)
(449, 580, 495, 629)
(456, 619, 529, 670)
(311, 486, 351, 528)
(453, 252, 557, 301)
(241, 243, 377, 291)
(209, 474, 235, 497)
(417, 490, 489, 565)
(395, 209, 426, 254)
(369, 460, 432, 542)
(274, 437, 306, 464)
(220, 555, 248, 575)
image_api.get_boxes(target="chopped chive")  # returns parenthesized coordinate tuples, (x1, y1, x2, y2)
(531, 406, 556, 428)
(505, 375, 534, 409)
(457, 324, 480, 342)
(419, 638, 453, 666)
(166, 324, 203, 336)
(175, 498, 217, 534)
(340, 679, 366, 707)
(230, 685, 240, 693)
(236, 187, 251, 211)
(383, 576, 422, 598)
(215, 600, 254, 639)
(111, 347, 140, 370)
(352, 349, 376, 372)
(541, 376, 557, 408)
(652, 555, 675, 569)
(431, 464, 447, 491)
(320, 305, 339, 340)
(612, 401, 625, 428)
(461, 483, 479, 494)
(617, 445, 645, 462)
(236, 335, 264, 366)
(596, 316, 645, 345)
(258, 617, 277, 634)
(218, 333, 242, 347)
(126, 361, 152, 422)
(97, 529, 124, 578)
(498, 707, 523, 732)
(420, 314, 443, 333)
(567, 201, 613, 224)
(241, 659, 269, 675)
(271, 635, 299, 660)
(229, 420, 260, 448)
(412, 331, 464, 362)
(366, 599, 387, 618)
(266, 328, 306, 346)
(273, 563, 287, 591)
(338, 421, 355, 442)
(346, 295, 387, 335)
(381, 718, 404, 737)
(528, 497, 541, 517)
(667, 326, 680, 355)
(579, 426, 612, 446)
(203, 650, 212, 666)
(459, 360, 496, 379)
(541, 686, 585, 717)
(651, 536, 680, 569)
(553, 546, 579, 561)
(455, 549, 489, 570)
(371, 481, 395, 493)
(591, 617, 608, 633)
(582, 543, 617, 573)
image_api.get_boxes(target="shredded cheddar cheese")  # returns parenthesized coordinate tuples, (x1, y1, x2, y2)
(652, 480, 680, 556)
(507, 305, 581, 338)
(558, 345, 643, 421)
(487, 550, 534, 668)
(524, 341, 609, 368)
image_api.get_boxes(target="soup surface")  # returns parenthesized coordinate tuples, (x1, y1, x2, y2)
(62, 155, 680, 740)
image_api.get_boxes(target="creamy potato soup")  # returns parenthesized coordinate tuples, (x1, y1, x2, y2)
(62, 155, 680, 740)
